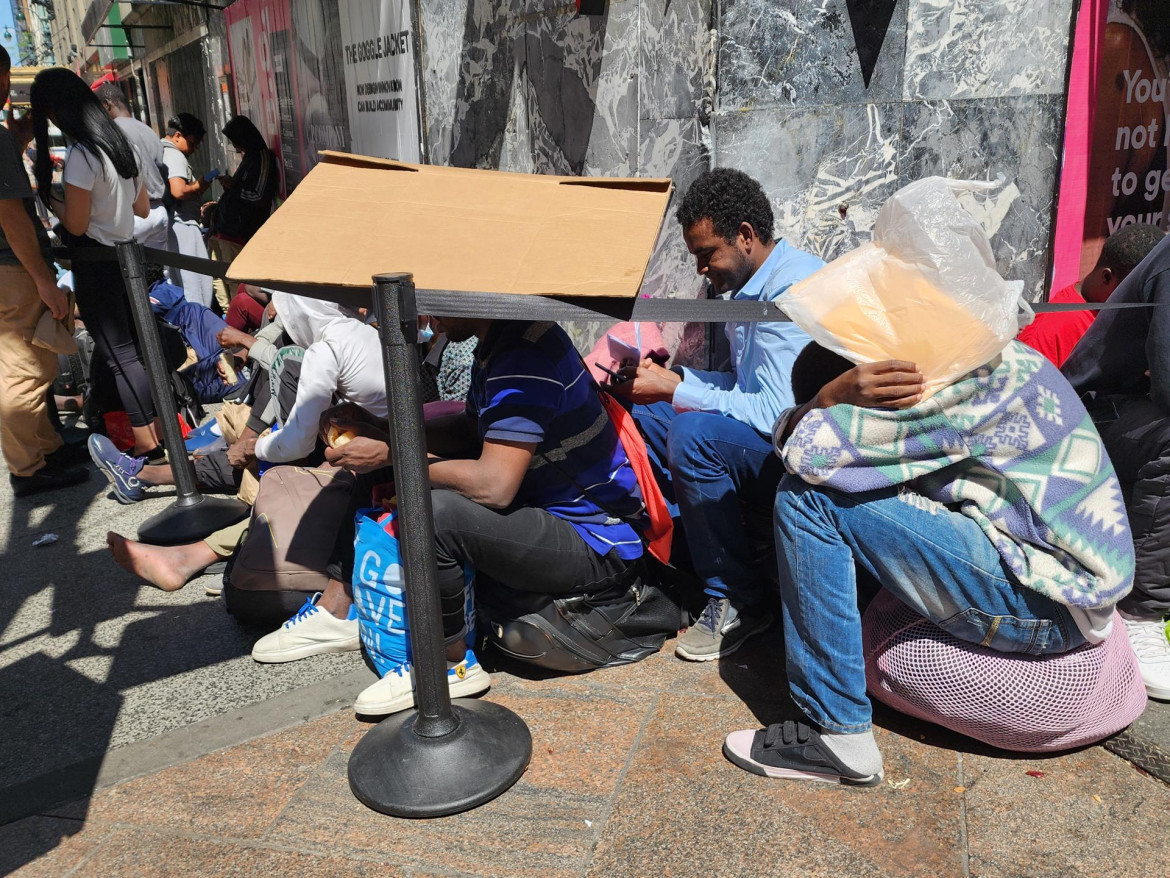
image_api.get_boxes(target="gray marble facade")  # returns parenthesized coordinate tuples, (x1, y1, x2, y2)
(415, 0, 1077, 352)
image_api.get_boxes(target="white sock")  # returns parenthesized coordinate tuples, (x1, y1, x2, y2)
(819, 729, 883, 777)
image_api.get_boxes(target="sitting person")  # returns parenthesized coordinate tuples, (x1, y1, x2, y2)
(1018, 224, 1164, 368)
(252, 317, 647, 717)
(146, 278, 248, 403)
(89, 292, 385, 503)
(1062, 231, 1170, 699)
(723, 340, 1134, 785)
(225, 284, 270, 334)
(614, 168, 823, 661)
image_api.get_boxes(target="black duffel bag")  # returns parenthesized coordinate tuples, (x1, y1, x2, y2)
(477, 567, 681, 674)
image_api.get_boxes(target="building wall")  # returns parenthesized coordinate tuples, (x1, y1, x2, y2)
(417, 0, 1076, 353)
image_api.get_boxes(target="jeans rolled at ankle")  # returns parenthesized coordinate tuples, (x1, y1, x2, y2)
(773, 475, 1085, 733)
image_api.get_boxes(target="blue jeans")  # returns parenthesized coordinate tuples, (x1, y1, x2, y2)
(634, 401, 784, 605)
(773, 475, 1085, 733)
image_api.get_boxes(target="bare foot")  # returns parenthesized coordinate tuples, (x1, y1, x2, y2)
(107, 531, 218, 592)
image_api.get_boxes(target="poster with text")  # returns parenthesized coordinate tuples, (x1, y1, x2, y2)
(1081, 1, 1169, 277)
(337, 0, 422, 162)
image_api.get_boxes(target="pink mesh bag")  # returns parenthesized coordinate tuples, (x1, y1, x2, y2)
(862, 589, 1147, 752)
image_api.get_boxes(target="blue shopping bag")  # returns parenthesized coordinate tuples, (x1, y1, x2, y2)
(351, 508, 475, 678)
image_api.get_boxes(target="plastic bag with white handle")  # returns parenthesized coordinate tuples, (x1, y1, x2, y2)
(780, 177, 1026, 399)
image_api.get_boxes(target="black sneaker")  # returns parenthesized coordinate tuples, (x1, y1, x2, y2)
(722, 721, 883, 786)
(45, 442, 92, 469)
(10, 463, 90, 498)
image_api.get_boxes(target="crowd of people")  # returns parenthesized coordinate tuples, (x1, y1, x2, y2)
(2, 55, 1168, 789)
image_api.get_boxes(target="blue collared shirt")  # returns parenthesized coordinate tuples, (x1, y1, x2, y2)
(671, 239, 824, 434)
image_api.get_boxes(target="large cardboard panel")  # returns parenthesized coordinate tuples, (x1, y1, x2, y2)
(227, 152, 673, 298)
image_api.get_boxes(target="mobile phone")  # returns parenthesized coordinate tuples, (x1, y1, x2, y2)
(594, 362, 630, 385)
(203, 168, 221, 183)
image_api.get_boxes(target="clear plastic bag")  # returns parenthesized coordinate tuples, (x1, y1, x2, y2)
(780, 177, 1025, 398)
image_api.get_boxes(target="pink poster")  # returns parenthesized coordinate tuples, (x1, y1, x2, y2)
(1054, 0, 1170, 292)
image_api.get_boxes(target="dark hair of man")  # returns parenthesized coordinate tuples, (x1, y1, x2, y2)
(1098, 223, 1166, 278)
(166, 112, 206, 142)
(0, 46, 10, 74)
(93, 82, 130, 113)
(676, 168, 775, 245)
(30, 68, 138, 208)
(791, 342, 855, 406)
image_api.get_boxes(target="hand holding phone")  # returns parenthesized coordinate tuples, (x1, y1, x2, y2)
(203, 168, 221, 183)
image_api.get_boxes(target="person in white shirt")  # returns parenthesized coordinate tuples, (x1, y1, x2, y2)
(30, 68, 162, 460)
(161, 113, 214, 307)
(94, 83, 169, 251)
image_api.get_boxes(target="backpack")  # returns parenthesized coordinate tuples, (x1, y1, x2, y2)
(223, 465, 356, 627)
(476, 562, 680, 674)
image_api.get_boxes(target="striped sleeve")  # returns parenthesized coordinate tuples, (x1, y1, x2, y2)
(478, 346, 564, 444)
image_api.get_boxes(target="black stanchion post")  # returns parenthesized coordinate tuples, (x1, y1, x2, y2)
(116, 240, 248, 544)
(348, 273, 532, 818)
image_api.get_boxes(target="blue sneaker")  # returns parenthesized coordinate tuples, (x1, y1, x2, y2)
(353, 647, 490, 716)
(87, 434, 147, 504)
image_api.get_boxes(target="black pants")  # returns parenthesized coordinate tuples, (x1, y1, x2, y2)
(429, 489, 634, 641)
(70, 237, 156, 427)
(1097, 395, 1170, 615)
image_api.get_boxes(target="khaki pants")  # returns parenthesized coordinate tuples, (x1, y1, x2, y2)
(0, 265, 63, 476)
(208, 236, 245, 314)
(205, 517, 249, 557)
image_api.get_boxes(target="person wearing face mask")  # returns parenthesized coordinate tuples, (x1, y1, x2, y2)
(609, 168, 824, 662)
(161, 113, 214, 307)
(417, 315, 477, 405)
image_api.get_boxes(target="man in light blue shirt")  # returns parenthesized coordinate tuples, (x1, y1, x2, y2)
(613, 168, 823, 661)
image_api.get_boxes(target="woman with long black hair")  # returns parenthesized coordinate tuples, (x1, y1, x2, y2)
(30, 68, 162, 460)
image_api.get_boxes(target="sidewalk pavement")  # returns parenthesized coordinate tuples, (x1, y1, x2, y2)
(2, 445, 1169, 876)
(3, 628, 1169, 878)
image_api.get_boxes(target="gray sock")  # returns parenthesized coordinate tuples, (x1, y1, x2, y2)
(819, 729, 883, 777)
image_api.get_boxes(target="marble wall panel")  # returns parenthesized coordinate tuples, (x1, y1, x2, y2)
(715, 101, 904, 260)
(903, 0, 1075, 100)
(418, 0, 471, 164)
(638, 117, 720, 367)
(584, 0, 641, 176)
(719, 0, 907, 110)
(900, 95, 1065, 299)
(640, 0, 715, 121)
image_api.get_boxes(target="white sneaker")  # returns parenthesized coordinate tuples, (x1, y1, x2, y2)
(1120, 610, 1170, 701)
(354, 648, 490, 716)
(251, 593, 360, 663)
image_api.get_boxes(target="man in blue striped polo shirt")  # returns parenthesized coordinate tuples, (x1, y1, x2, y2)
(319, 317, 647, 715)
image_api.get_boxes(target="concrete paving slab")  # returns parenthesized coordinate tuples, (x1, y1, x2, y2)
(0, 449, 366, 816)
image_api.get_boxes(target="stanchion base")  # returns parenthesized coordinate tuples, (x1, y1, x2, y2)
(348, 699, 532, 818)
(137, 495, 250, 546)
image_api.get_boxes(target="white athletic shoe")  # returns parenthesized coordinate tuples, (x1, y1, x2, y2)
(251, 593, 360, 663)
(354, 648, 491, 716)
(1120, 610, 1170, 701)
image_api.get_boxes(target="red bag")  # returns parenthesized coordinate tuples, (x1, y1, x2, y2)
(597, 392, 673, 565)
(102, 411, 192, 452)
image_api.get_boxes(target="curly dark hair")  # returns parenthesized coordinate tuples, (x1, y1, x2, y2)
(676, 168, 775, 244)
(1099, 222, 1166, 277)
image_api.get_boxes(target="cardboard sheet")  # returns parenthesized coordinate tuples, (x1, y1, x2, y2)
(227, 152, 673, 298)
